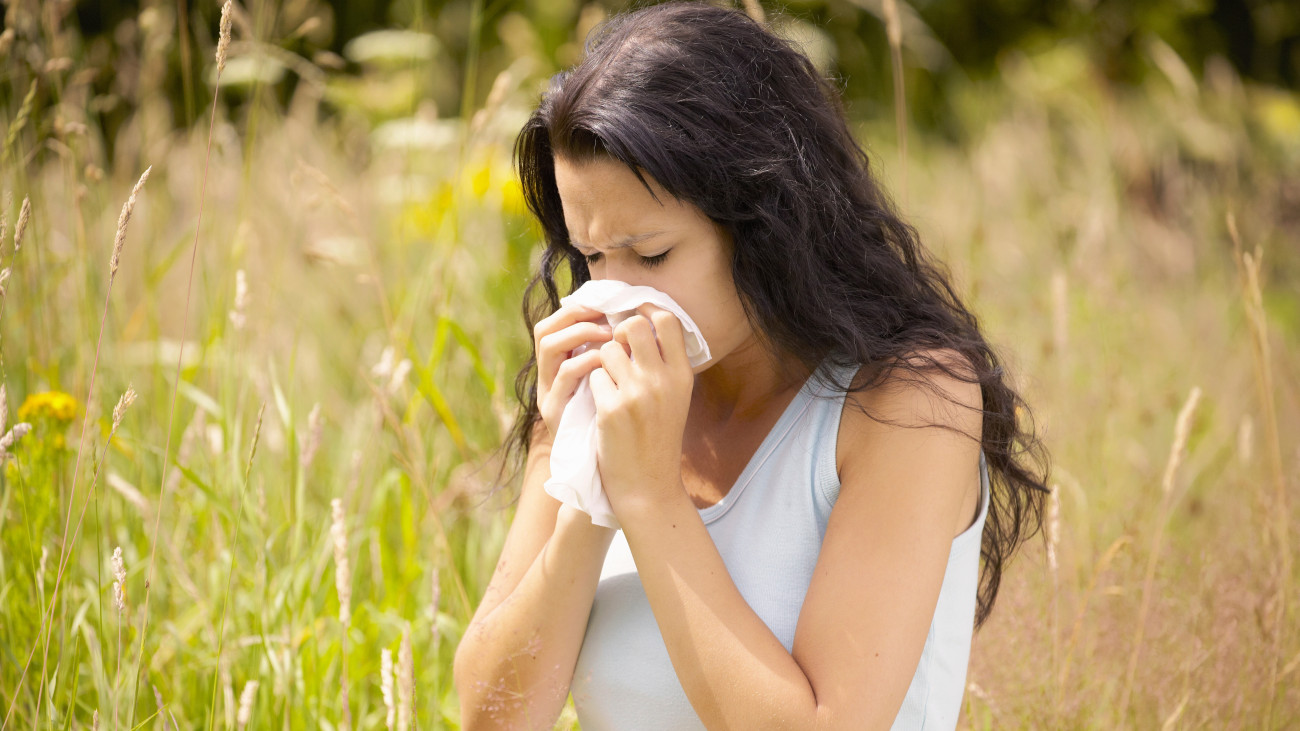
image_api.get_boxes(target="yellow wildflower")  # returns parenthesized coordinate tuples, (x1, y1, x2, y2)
(17, 391, 78, 424)
(501, 177, 527, 217)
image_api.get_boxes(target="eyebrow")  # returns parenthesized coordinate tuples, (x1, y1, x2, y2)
(570, 230, 666, 252)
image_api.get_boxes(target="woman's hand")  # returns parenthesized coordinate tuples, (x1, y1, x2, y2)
(533, 302, 616, 443)
(588, 303, 694, 511)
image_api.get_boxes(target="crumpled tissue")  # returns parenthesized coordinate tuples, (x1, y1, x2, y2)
(544, 279, 711, 529)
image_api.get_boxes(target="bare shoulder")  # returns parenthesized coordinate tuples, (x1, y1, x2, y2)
(834, 348, 984, 534)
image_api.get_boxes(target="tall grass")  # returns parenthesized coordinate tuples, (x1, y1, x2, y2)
(0, 3, 1297, 730)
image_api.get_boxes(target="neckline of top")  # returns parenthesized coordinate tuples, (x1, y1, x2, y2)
(697, 355, 837, 523)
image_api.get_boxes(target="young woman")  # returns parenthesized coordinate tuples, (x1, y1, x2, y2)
(453, 3, 1049, 729)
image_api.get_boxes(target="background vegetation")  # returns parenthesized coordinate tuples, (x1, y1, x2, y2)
(1, 0, 1297, 728)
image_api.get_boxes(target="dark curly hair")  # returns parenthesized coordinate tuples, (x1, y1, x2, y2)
(486, 0, 1049, 629)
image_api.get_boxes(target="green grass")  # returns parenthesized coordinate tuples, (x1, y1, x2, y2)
(1, 8, 1298, 731)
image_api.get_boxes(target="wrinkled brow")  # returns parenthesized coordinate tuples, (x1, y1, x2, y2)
(569, 230, 666, 251)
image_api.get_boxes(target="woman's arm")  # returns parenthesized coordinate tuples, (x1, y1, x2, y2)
(614, 356, 983, 730)
(453, 422, 616, 730)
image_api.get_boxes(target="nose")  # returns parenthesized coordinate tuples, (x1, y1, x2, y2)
(596, 260, 647, 288)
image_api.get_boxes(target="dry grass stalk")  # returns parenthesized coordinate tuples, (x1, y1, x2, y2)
(133, 5, 237, 712)
(216, 1, 233, 73)
(219, 657, 235, 731)
(331, 498, 352, 625)
(206, 402, 266, 725)
(740, 0, 766, 24)
(151, 684, 170, 731)
(1058, 535, 1131, 690)
(2, 80, 37, 165)
(111, 547, 127, 612)
(110, 167, 152, 280)
(113, 546, 128, 730)
(111, 385, 137, 432)
(331, 494, 354, 731)
(1160, 692, 1190, 730)
(36, 546, 47, 599)
(1227, 212, 1291, 724)
(107, 471, 149, 513)
(229, 269, 248, 330)
(398, 625, 415, 731)
(0, 194, 28, 323)
(236, 680, 258, 730)
(300, 403, 323, 470)
(13, 196, 31, 253)
(470, 64, 519, 137)
(0, 421, 32, 461)
(1119, 385, 1201, 726)
(381, 648, 396, 731)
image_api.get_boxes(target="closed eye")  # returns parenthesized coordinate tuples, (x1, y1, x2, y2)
(582, 250, 670, 268)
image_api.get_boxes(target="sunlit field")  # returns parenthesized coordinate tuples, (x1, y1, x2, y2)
(1, 2, 1298, 729)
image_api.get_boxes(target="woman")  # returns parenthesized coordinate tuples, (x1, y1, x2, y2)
(453, 2, 1049, 728)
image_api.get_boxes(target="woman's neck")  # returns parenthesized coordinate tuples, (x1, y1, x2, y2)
(691, 339, 811, 426)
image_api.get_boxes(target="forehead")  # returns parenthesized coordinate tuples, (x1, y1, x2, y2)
(553, 155, 686, 224)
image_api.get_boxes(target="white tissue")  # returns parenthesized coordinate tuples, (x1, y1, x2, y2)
(544, 280, 712, 529)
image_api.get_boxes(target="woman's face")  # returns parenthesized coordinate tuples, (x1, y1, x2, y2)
(552, 154, 751, 374)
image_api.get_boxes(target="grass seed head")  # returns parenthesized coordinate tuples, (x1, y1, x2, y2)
(236, 680, 258, 729)
(229, 269, 248, 330)
(1161, 386, 1202, 496)
(217, 1, 233, 74)
(13, 196, 30, 254)
(111, 546, 127, 612)
(111, 385, 137, 432)
(111, 167, 152, 279)
(0, 422, 32, 460)
(381, 648, 395, 731)
(300, 403, 323, 470)
(397, 625, 414, 731)
(37, 545, 47, 597)
(331, 497, 351, 626)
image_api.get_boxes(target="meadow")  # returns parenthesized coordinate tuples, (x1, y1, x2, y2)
(1, 1, 1298, 729)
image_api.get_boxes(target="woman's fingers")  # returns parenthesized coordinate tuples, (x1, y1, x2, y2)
(617, 312, 662, 367)
(533, 304, 603, 343)
(536, 318, 611, 387)
(645, 307, 689, 370)
(541, 348, 604, 427)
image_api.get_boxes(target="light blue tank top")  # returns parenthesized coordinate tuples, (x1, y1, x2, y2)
(571, 355, 991, 729)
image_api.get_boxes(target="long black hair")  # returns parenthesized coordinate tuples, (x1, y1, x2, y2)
(488, 0, 1049, 629)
